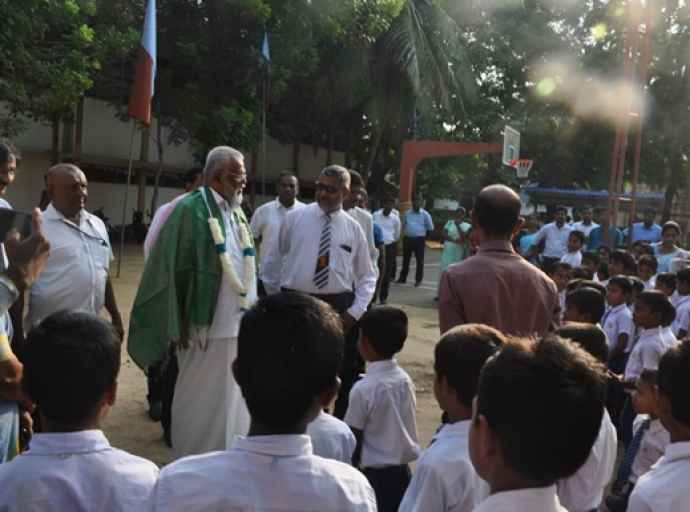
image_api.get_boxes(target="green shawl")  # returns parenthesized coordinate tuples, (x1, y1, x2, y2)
(127, 187, 251, 369)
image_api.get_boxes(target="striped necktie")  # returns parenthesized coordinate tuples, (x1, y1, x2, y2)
(314, 213, 332, 289)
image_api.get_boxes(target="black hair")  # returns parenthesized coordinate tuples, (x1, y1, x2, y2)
(582, 251, 601, 266)
(552, 262, 573, 274)
(638, 368, 658, 388)
(0, 141, 18, 166)
(569, 230, 585, 245)
(565, 287, 606, 324)
(677, 268, 690, 285)
(557, 323, 609, 364)
(277, 170, 297, 183)
(610, 250, 638, 275)
(572, 267, 593, 280)
(434, 324, 504, 408)
(657, 339, 690, 426)
(608, 275, 633, 295)
(637, 290, 676, 327)
(360, 306, 408, 358)
(629, 276, 645, 296)
(348, 169, 365, 189)
(576, 280, 607, 297)
(656, 272, 677, 292)
(638, 254, 658, 273)
(235, 292, 344, 429)
(183, 167, 202, 185)
(599, 246, 611, 256)
(476, 336, 606, 484)
(22, 311, 121, 427)
(640, 245, 655, 257)
(474, 185, 521, 236)
(555, 206, 568, 214)
(662, 221, 681, 236)
(566, 278, 584, 293)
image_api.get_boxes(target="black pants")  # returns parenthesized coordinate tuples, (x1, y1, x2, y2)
(147, 349, 179, 445)
(399, 237, 425, 284)
(363, 465, 411, 512)
(378, 243, 397, 302)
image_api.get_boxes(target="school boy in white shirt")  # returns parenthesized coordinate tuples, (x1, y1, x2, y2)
(345, 306, 420, 511)
(671, 268, 690, 339)
(469, 335, 608, 512)
(627, 340, 690, 512)
(399, 324, 504, 512)
(0, 311, 159, 511)
(307, 409, 357, 464)
(603, 276, 635, 373)
(637, 255, 658, 290)
(560, 230, 584, 268)
(150, 292, 376, 511)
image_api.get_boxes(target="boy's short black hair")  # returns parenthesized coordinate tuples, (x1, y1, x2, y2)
(640, 244, 655, 257)
(557, 323, 609, 364)
(235, 292, 344, 429)
(575, 280, 607, 297)
(638, 255, 658, 273)
(637, 290, 676, 327)
(657, 339, 690, 426)
(565, 287, 606, 324)
(23, 311, 121, 427)
(569, 230, 585, 245)
(608, 275, 633, 295)
(677, 268, 690, 285)
(434, 324, 505, 408)
(629, 276, 645, 296)
(582, 251, 601, 266)
(183, 167, 202, 185)
(566, 278, 584, 294)
(572, 267, 593, 280)
(656, 272, 677, 291)
(610, 250, 638, 274)
(477, 336, 606, 484)
(360, 306, 408, 358)
(638, 368, 658, 388)
(552, 262, 573, 274)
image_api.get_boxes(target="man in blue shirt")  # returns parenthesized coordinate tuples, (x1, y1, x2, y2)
(623, 209, 662, 244)
(588, 208, 624, 250)
(396, 198, 434, 286)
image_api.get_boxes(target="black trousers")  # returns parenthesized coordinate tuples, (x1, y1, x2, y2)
(146, 349, 179, 445)
(399, 237, 425, 284)
(363, 465, 411, 512)
(282, 288, 363, 419)
(378, 243, 397, 302)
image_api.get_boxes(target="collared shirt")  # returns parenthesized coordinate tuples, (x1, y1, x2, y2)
(557, 409, 617, 512)
(279, 203, 376, 320)
(347, 206, 379, 269)
(671, 295, 690, 337)
(0, 270, 19, 464)
(344, 359, 420, 468)
(560, 250, 582, 267)
(474, 485, 567, 512)
(403, 208, 433, 238)
(628, 441, 690, 512)
(27, 203, 111, 328)
(207, 188, 257, 339)
(653, 244, 690, 273)
(626, 222, 662, 244)
(307, 411, 356, 465)
(372, 209, 401, 245)
(250, 198, 305, 295)
(0, 430, 158, 511)
(630, 416, 670, 483)
(533, 222, 572, 258)
(588, 226, 624, 251)
(625, 327, 678, 382)
(439, 240, 559, 336)
(643, 276, 657, 290)
(601, 304, 634, 351)
(399, 420, 489, 512)
(572, 221, 600, 238)
(149, 434, 377, 511)
(143, 193, 189, 259)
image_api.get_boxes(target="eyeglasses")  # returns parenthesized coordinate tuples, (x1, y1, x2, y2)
(315, 182, 339, 194)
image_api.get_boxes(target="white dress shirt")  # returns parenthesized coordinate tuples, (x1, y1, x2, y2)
(279, 203, 376, 320)
(149, 434, 377, 512)
(0, 430, 158, 512)
(143, 193, 188, 259)
(625, 327, 678, 382)
(560, 250, 583, 267)
(643, 276, 657, 290)
(27, 204, 112, 328)
(533, 222, 573, 259)
(671, 294, 690, 336)
(307, 411, 357, 465)
(630, 416, 670, 483)
(399, 420, 489, 512)
(347, 206, 378, 269)
(601, 304, 635, 351)
(572, 221, 599, 238)
(557, 409, 617, 512)
(628, 441, 690, 512)
(344, 359, 420, 468)
(474, 485, 567, 512)
(250, 198, 305, 295)
(372, 209, 401, 245)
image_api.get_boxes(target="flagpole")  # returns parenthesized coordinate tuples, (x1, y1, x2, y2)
(117, 120, 138, 278)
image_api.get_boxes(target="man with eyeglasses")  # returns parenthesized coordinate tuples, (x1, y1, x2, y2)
(279, 165, 376, 418)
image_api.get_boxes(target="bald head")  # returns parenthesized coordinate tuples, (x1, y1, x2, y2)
(47, 163, 87, 220)
(473, 184, 521, 238)
(47, 163, 84, 184)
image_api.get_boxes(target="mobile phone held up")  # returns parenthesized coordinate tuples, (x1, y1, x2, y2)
(0, 208, 32, 242)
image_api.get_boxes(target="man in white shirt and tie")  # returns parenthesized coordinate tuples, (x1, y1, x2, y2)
(530, 206, 573, 274)
(280, 165, 376, 418)
(250, 171, 304, 295)
(373, 197, 401, 304)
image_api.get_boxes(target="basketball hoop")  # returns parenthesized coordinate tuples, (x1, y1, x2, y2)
(509, 159, 534, 179)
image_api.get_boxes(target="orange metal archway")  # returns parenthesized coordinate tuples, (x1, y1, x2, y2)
(398, 140, 502, 210)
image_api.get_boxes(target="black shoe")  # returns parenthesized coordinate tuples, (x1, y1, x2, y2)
(415, 281, 422, 287)
(605, 492, 630, 512)
(148, 400, 163, 422)
(163, 427, 172, 448)
(395, 279, 405, 284)
(379, 299, 387, 305)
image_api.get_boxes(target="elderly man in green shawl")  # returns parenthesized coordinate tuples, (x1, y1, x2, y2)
(128, 146, 257, 458)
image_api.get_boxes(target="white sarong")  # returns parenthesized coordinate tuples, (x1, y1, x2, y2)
(171, 336, 250, 459)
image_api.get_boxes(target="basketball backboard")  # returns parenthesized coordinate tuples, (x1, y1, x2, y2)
(502, 125, 520, 165)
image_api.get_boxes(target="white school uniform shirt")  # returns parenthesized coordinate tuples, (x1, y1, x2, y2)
(0, 430, 158, 512)
(572, 221, 599, 238)
(399, 420, 489, 512)
(148, 434, 377, 512)
(533, 222, 572, 259)
(307, 411, 357, 465)
(344, 359, 420, 468)
(630, 416, 670, 483)
(372, 209, 401, 245)
(624, 327, 678, 382)
(671, 294, 690, 337)
(601, 303, 635, 351)
(558, 290, 566, 323)
(27, 204, 112, 328)
(279, 203, 376, 320)
(250, 198, 305, 295)
(347, 206, 379, 271)
(560, 250, 583, 268)
(557, 409, 617, 512)
(474, 485, 567, 512)
(643, 275, 657, 290)
(628, 441, 690, 512)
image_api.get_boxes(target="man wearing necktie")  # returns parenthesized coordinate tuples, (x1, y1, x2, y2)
(279, 165, 377, 418)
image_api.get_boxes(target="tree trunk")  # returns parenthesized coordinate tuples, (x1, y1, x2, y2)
(61, 111, 74, 159)
(74, 97, 84, 164)
(50, 115, 61, 165)
(365, 125, 384, 178)
(662, 154, 681, 223)
(292, 141, 300, 176)
(250, 147, 258, 209)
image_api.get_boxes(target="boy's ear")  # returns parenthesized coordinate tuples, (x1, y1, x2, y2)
(655, 387, 673, 419)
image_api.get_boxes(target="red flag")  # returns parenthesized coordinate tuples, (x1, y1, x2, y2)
(128, 0, 156, 124)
